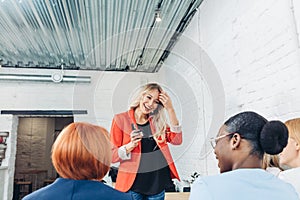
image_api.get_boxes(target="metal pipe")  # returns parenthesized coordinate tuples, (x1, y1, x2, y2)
(0, 73, 91, 83)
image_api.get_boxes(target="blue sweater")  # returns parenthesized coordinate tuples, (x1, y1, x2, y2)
(189, 169, 299, 200)
(23, 178, 133, 200)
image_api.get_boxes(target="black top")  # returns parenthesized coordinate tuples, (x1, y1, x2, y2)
(130, 122, 172, 195)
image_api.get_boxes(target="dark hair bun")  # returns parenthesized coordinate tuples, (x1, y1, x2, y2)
(260, 121, 288, 155)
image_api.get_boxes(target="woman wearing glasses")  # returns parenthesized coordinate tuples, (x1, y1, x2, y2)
(279, 118, 300, 196)
(189, 111, 299, 200)
(110, 83, 182, 200)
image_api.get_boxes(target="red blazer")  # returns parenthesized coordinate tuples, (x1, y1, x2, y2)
(110, 109, 182, 192)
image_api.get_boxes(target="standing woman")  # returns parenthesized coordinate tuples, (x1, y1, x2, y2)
(279, 118, 300, 196)
(110, 83, 182, 200)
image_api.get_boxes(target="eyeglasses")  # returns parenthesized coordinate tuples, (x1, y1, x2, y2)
(210, 133, 234, 149)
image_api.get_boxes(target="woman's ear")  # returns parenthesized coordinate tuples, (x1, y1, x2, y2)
(295, 140, 299, 151)
(231, 133, 241, 150)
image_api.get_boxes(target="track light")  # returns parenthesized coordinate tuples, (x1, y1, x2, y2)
(155, 10, 162, 22)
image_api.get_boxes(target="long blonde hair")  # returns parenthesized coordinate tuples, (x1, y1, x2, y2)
(285, 118, 300, 144)
(262, 154, 283, 170)
(130, 83, 167, 142)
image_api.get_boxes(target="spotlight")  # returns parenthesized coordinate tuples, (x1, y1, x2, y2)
(155, 10, 162, 22)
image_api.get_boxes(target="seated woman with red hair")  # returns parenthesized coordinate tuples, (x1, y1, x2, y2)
(23, 122, 132, 200)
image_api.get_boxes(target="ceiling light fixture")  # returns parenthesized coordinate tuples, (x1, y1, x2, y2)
(51, 61, 65, 83)
(155, 10, 162, 22)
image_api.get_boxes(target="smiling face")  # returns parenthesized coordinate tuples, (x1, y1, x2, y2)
(139, 89, 161, 115)
(214, 125, 234, 173)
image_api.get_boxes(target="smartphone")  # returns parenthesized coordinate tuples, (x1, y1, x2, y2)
(131, 130, 143, 138)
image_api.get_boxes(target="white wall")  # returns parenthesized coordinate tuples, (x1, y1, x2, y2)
(0, 115, 18, 200)
(157, 36, 225, 181)
(198, 0, 300, 119)
(0, 67, 160, 129)
(168, 0, 300, 180)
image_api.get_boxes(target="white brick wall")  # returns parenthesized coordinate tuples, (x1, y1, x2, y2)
(172, 0, 300, 181)
(198, 0, 300, 119)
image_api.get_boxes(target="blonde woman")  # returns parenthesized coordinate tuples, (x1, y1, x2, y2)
(110, 83, 182, 200)
(279, 118, 300, 196)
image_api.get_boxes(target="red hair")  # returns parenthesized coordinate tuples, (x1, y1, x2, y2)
(52, 122, 112, 180)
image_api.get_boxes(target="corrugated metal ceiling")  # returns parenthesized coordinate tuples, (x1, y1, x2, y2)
(0, 0, 203, 72)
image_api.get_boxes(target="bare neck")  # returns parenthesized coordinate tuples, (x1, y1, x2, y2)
(134, 108, 148, 124)
(232, 152, 262, 170)
(289, 153, 300, 168)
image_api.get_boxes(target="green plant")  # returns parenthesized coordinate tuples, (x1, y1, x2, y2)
(190, 172, 200, 184)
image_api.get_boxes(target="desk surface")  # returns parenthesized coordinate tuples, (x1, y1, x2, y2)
(165, 192, 190, 200)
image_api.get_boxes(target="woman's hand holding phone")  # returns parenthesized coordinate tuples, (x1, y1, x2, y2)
(125, 130, 143, 153)
(130, 130, 143, 143)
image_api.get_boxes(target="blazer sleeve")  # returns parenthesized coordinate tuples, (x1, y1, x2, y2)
(110, 116, 125, 163)
(165, 125, 182, 145)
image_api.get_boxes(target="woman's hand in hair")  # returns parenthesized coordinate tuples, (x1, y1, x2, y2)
(159, 91, 174, 111)
(159, 91, 179, 126)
